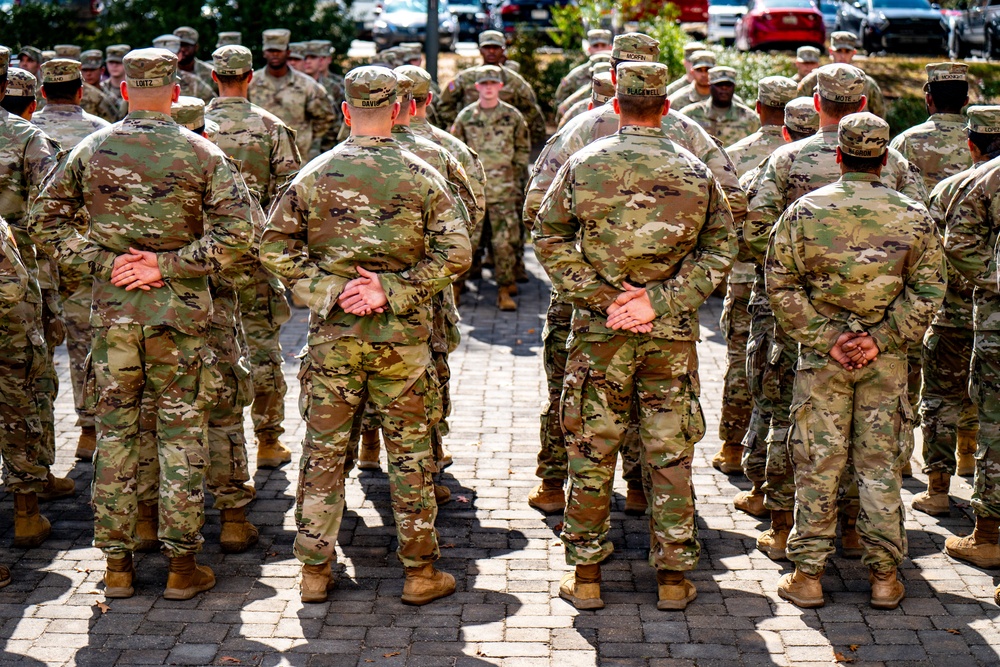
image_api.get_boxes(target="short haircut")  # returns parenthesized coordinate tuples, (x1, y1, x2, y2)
(413, 93, 430, 107)
(818, 95, 864, 119)
(617, 93, 665, 121)
(349, 103, 396, 124)
(785, 127, 814, 142)
(0, 95, 34, 116)
(42, 78, 82, 103)
(759, 103, 785, 125)
(927, 80, 968, 114)
(215, 71, 252, 86)
(841, 151, 885, 174)
(969, 130, 1000, 157)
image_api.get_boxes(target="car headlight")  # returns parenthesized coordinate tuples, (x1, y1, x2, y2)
(870, 13, 889, 30)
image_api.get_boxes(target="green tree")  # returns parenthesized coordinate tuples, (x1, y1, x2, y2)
(3, 1, 97, 51)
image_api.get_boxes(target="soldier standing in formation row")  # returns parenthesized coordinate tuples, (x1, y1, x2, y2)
(680, 66, 758, 148)
(553, 29, 613, 109)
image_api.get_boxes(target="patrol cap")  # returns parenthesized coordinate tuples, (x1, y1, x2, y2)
(925, 62, 968, 83)
(476, 64, 504, 83)
(105, 44, 131, 63)
(589, 52, 612, 65)
(830, 31, 858, 50)
(616, 61, 669, 96)
(758, 75, 798, 107)
(612, 33, 660, 62)
(394, 69, 414, 98)
(174, 26, 199, 45)
(967, 105, 1000, 133)
(305, 40, 333, 57)
(124, 48, 178, 89)
(0, 47, 9, 77)
(288, 42, 306, 60)
(41, 58, 82, 83)
(345, 65, 397, 108)
(54, 44, 82, 60)
(796, 46, 820, 63)
(80, 50, 103, 70)
(587, 29, 612, 46)
(785, 96, 819, 133)
(41, 51, 56, 63)
(212, 45, 253, 76)
(18, 46, 42, 64)
(592, 71, 614, 104)
(839, 112, 889, 157)
(263, 29, 291, 51)
(479, 30, 506, 47)
(171, 95, 206, 130)
(708, 66, 736, 85)
(217, 32, 243, 47)
(689, 49, 716, 70)
(816, 63, 865, 103)
(399, 43, 422, 61)
(683, 41, 707, 59)
(5, 68, 36, 97)
(592, 61, 612, 76)
(203, 117, 220, 139)
(153, 34, 182, 54)
(371, 49, 402, 69)
(395, 64, 431, 97)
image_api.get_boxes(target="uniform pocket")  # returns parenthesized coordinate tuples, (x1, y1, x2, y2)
(296, 352, 313, 422)
(560, 356, 589, 436)
(894, 396, 916, 471)
(682, 376, 707, 446)
(234, 355, 254, 408)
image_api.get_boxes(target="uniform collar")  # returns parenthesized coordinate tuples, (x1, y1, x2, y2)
(124, 110, 174, 123)
(930, 112, 967, 123)
(761, 124, 784, 135)
(619, 125, 666, 138)
(39, 104, 83, 114)
(841, 172, 881, 182)
(391, 123, 415, 136)
(345, 135, 398, 147)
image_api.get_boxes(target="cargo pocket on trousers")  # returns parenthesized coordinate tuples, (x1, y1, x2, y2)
(560, 357, 589, 437)
(196, 347, 221, 411)
(762, 340, 785, 403)
(894, 396, 916, 471)
(82, 351, 98, 415)
(230, 431, 251, 483)
(681, 375, 707, 446)
(296, 349, 313, 422)
(234, 355, 255, 409)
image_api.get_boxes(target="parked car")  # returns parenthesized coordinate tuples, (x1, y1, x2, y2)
(949, 0, 1000, 58)
(735, 0, 826, 50)
(372, 0, 460, 51)
(494, 0, 570, 37)
(817, 0, 840, 32)
(450, 0, 492, 40)
(836, 0, 948, 53)
(708, 0, 750, 43)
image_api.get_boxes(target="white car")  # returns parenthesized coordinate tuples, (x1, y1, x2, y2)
(350, 0, 382, 37)
(708, 0, 749, 43)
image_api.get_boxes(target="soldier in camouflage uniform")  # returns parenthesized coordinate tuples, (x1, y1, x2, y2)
(0, 68, 37, 119)
(942, 107, 1000, 583)
(101, 44, 130, 118)
(557, 62, 612, 130)
(80, 50, 120, 122)
(556, 55, 612, 119)
(664, 41, 708, 97)
(304, 40, 346, 146)
(260, 66, 471, 605)
(450, 65, 530, 312)
(668, 50, 715, 111)
(726, 76, 798, 177)
(797, 32, 885, 118)
(535, 62, 736, 612)
(793, 46, 821, 83)
(174, 27, 217, 90)
(680, 67, 758, 146)
(769, 113, 945, 610)
(250, 29, 336, 161)
(29, 47, 254, 600)
(152, 35, 216, 104)
(553, 29, 613, 109)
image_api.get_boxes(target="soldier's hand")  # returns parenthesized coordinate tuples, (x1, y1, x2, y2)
(830, 332, 867, 370)
(338, 267, 388, 315)
(606, 285, 655, 331)
(111, 248, 164, 291)
(842, 333, 879, 365)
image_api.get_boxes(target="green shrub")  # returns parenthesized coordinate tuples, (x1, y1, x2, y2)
(885, 96, 928, 138)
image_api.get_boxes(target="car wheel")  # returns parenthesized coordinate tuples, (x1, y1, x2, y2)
(987, 28, 997, 59)
(949, 30, 969, 59)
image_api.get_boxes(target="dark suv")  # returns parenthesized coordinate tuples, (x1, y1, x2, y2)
(836, 0, 947, 53)
(949, 0, 1000, 58)
(495, 0, 571, 36)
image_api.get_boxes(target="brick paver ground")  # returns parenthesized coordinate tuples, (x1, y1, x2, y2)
(1, 252, 998, 666)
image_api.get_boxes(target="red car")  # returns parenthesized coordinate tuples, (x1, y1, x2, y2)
(735, 0, 826, 51)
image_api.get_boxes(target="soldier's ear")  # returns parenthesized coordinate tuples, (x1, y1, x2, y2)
(662, 99, 670, 118)
(612, 97, 620, 116)
(342, 102, 352, 127)
(171, 84, 181, 104)
(426, 91, 433, 106)
(858, 95, 867, 113)
(835, 147, 843, 165)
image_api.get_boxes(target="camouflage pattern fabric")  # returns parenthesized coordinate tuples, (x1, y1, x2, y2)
(889, 113, 972, 193)
(719, 281, 753, 448)
(557, 97, 593, 131)
(664, 74, 692, 97)
(741, 308, 774, 485)
(410, 115, 487, 223)
(557, 82, 592, 120)
(317, 72, 346, 149)
(437, 65, 546, 144)
(31, 104, 111, 149)
(99, 78, 128, 120)
(668, 83, 709, 111)
(537, 298, 572, 479)
(969, 332, 1000, 519)
(178, 69, 216, 104)
(249, 68, 337, 160)
(679, 98, 760, 148)
(81, 82, 121, 123)
(726, 125, 786, 178)
(796, 69, 886, 119)
(554, 58, 595, 108)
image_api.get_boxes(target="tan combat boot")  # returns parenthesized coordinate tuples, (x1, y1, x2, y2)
(256, 434, 292, 469)
(434, 484, 451, 506)
(956, 429, 977, 477)
(135, 501, 160, 552)
(528, 478, 566, 514)
(219, 507, 260, 553)
(300, 562, 334, 603)
(656, 570, 697, 611)
(756, 509, 793, 561)
(711, 443, 743, 474)
(37, 473, 75, 502)
(104, 553, 135, 599)
(839, 512, 863, 558)
(163, 554, 216, 600)
(733, 482, 767, 517)
(911, 471, 951, 516)
(945, 517, 1000, 568)
(559, 564, 603, 610)
(869, 567, 906, 609)
(401, 564, 456, 606)
(777, 567, 824, 608)
(624, 479, 648, 516)
(75, 425, 96, 460)
(13, 493, 50, 548)
(497, 286, 517, 312)
(357, 429, 381, 471)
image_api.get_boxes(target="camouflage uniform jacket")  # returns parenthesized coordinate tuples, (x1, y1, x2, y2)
(31, 104, 111, 150)
(889, 113, 972, 194)
(928, 162, 982, 330)
(259, 134, 472, 347)
(669, 83, 709, 111)
(767, 173, 945, 355)
(534, 125, 737, 340)
(797, 69, 886, 118)
(438, 65, 546, 144)
(726, 124, 786, 178)
(178, 70, 216, 104)
(554, 58, 593, 108)
(249, 67, 336, 160)
(77, 83, 121, 123)
(665, 74, 693, 97)
(99, 79, 128, 120)
(558, 98, 592, 131)
(28, 110, 254, 336)
(679, 98, 760, 149)
(450, 100, 530, 204)
(557, 82, 591, 119)
(0, 215, 41, 351)
(317, 72, 346, 147)
(193, 58, 217, 89)
(410, 115, 487, 222)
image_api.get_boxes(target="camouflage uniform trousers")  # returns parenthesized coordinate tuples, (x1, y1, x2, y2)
(560, 334, 705, 571)
(60, 277, 95, 428)
(741, 306, 774, 485)
(720, 280, 753, 447)
(481, 201, 521, 288)
(920, 324, 978, 474)
(968, 331, 1000, 520)
(785, 350, 912, 575)
(294, 339, 440, 568)
(762, 322, 798, 511)
(240, 279, 291, 442)
(91, 324, 214, 557)
(37, 288, 62, 470)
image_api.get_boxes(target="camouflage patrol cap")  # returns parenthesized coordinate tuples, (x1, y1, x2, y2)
(816, 63, 864, 103)
(371, 49, 402, 69)
(587, 29, 612, 46)
(592, 71, 614, 104)
(54, 44, 82, 60)
(217, 32, 243, 48)
(839, 112, 889, 157)
(967, 106, 1000, 133)
(80, 49, 103, 70)
(171, 95, 207, 130)
(758, 76, 798, 107)
(399, 43, 422, 61)
(41, 58, 82, 83)
(689, 49, 716, 70)
(153, 34, 182, 55)
(683, 41, 707, 59)
(830, 31, 858, 50)
(288, 42, 306, 60)
(395, 65, 431, 97)
(0, 47, 8, 77)
(105, 44, 131, 63)
(589, 52, 612, 64)
(592, 61, 612, 76)
(203, 117, 220, 139)
(212, 45, 253, 76)
(18, 46, 42, 64)
(612, 33, 660, 62)
(476, 64, 504, 83)
(708, 66, 736, 85)
(345, 65, 397, 108)
(5, 68, 36, 97)
(394, 69, 414, 98)
(796, 46, 820, 63)
(479, 30, 506, 48)
(305, 40, 333, 57)
(263, 29, 291, 51)
(174, 27, 199, 45)
(124, 48, 178, 88)
(925, 62, 968, 83)
(41, 51, 56, 63)
(785, 96, 819, 133)
(616, 61, 669, 96)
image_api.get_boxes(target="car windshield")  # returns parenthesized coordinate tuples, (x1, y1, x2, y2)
(871, 0, 932, 7)
(711, 0, 749, 6)
(758, 0, 816, 8)
(383, 0, 450, 12)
